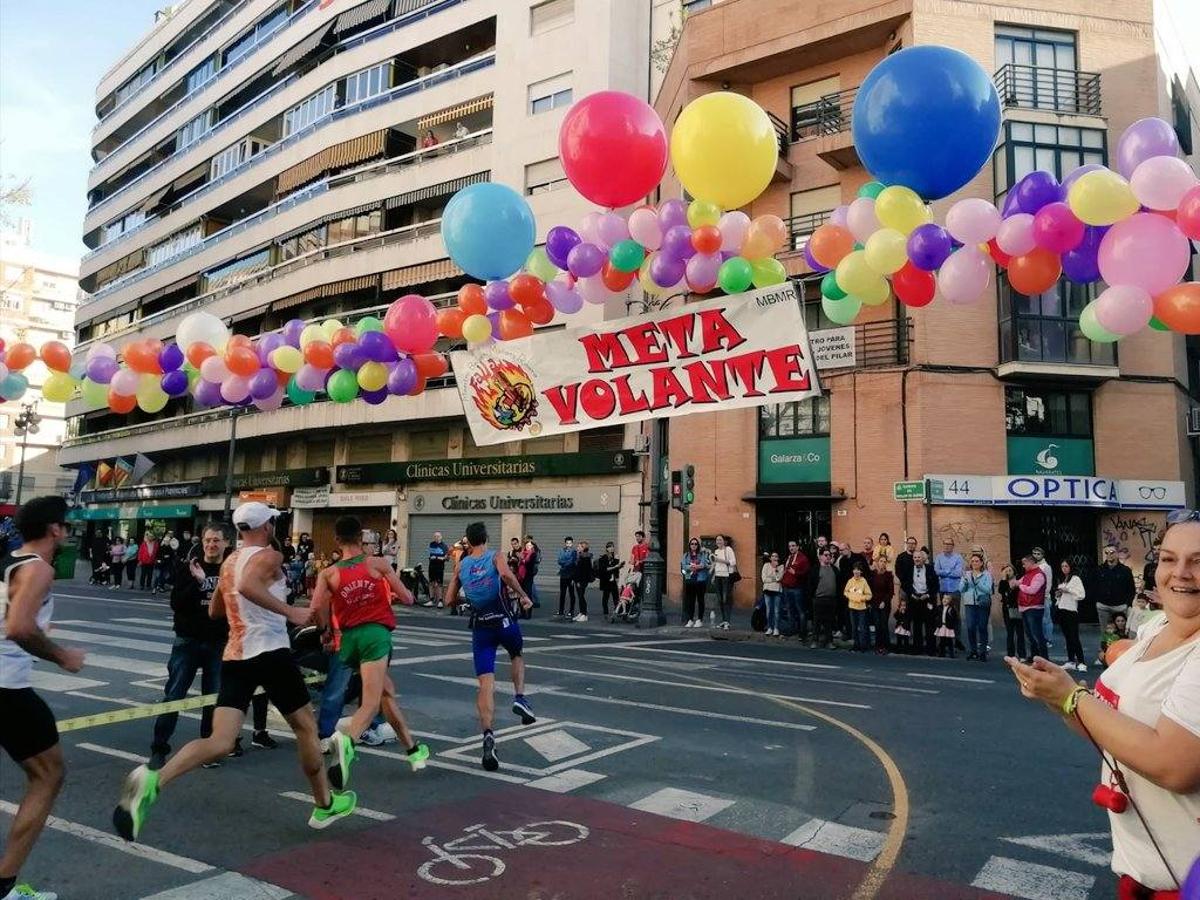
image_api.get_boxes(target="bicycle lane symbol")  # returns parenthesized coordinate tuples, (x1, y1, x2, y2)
(417, 820, 590, 886)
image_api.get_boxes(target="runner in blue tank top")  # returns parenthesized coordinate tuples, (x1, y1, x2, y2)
(444, 522, 535, 772)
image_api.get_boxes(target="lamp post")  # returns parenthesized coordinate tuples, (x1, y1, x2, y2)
(221, 406, 246, 522)
(13, 400, 41, 507)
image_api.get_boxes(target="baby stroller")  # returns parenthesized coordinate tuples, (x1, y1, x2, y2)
(400, 564, 431, 606)
(611, 571, 642, 623)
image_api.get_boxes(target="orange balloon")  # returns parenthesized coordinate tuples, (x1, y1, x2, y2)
(1105, 638, 1134, 666)
(742, 214, 787, 259)
(6, 342, 37, 371)
(186, 341, 215, 369)
(498, 310, 534, 341)
(436, 307, 466, 338)
(525, 298, 555, 326)
(124, 340, 162, 374)
(602, 262, 637, 293)
(1007, 248, 1061, 296)
(1153, 282, 1200, 334)
(509, 274, 545, 308)
(412, 352, 448, 379)
(807, 225, 855, 269)
(108, 388, 137, 414)
(330, 327, 357, 348)
(40, 340, 72, 373)
(691, 225, 722, 255)
(225, 334, 252, 352)
(458, 283, 487, 316)
(225, 345, 260, 377)
(303, 340, 334, 369)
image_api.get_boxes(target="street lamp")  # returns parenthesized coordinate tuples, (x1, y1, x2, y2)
(13, 400, 41, 507)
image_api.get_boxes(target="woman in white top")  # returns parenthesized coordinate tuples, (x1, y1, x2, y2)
(710, 535, 737, 631)
(1054, 559, 1088, 671)
(760, 552, 784, 637)
(1006, 514, 1200, 896)
(381, 528, 399, 571)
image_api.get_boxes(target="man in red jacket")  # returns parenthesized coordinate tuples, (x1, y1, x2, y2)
(781, 540, 810, 639)
(137, 533, 159, 591)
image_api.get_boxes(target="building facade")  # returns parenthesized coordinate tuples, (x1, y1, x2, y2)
(655, 0, 1197, 610)
(1, 224, 81, 511)
(64, 0, 652, 581)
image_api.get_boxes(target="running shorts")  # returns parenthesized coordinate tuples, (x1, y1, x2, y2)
(0, 687, 59, 762)
(471, 617, 523, 677)
(428, 560, 445, 586)
(216, 648, 309, 717)
(339, 623, 392, 668)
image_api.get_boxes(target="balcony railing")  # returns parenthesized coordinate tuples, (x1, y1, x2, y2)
(767, 111, 789, 157)
(993, 64, 1102, 117)
(855, 315, 912, 368)
(786, 209, 833, 251)
(791, 86, 856, 142)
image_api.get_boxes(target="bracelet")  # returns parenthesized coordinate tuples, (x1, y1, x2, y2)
(1061, 685, 1089, 718)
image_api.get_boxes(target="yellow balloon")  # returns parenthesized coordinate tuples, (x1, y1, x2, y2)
(299, 324, 324, 347)
(835, 250, 877, 296)
(750, 257, 787, 288)
(270, 345, 302, 374)
(320, 318, 344, 339)
(461, 314, 492, 344)
(669, 92, 777, 209)
(687, 199, 721, 228)
(859, 274, 892, 306)
(81, 376, 108, 407)
(356, 361, 388, 392)
(864, 228, 908, 275)
(136, 374, 168, 414)
(1068, 169, 1139, 226)
(41, 371, 77, 403)
(874, 186, 930, 235)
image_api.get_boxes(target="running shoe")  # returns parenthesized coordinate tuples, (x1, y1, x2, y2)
(4, 885, 58, 899)
(113, 765, 159, 841)
(327, 732, 356, 790)
(406, 743, 430, 771)
(251, 730, 278, 750)
(308, 790, 357, 830)
(201, 759, 222, 769)
(512, 694, 536, 725)
(573, 613, 588, 623)
(481, 733, 499, 772)
(358, 725, 386, 746)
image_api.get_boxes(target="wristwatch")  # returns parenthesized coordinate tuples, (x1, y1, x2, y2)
(1061, 685, 1089, 718)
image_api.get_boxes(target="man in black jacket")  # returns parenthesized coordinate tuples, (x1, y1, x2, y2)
(894, 536, 917, 602)
(898, 548, 939, 655)
(1092, 544, 1135, 665)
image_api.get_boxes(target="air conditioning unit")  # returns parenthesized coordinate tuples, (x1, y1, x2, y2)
(1188, 407, 1200, 437)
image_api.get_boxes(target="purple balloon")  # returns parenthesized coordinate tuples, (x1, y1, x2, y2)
(158, 343, 184, 372)
(332, 342, 365, 371)
(661, 225, 696, 261)
(387, 358, 417, 395)
(650, 253, 686, 288)
(358, 330, 395, 363)
(803, 244, 829, 274)
(160, 369, 189, 397)
(295, 363, 328, 392)
(1000, 190, 1022, 218)
(1015, 170, 1063, 215)
(686, 252, 722, 288)
(249, 369, 278, 400)
(545, 226, 581, 270)
(361, 387, 389, 405)
(1061, 225, 1107, 283)
(484, 279, 515, 311)
(658, 199, 687, 230)
(1062, 163, 1105, 194)
(281, 318, 306, 348)
(545, 280, 583, 314)
(257, 333, 284, 366)
(566, 243, 605, 278)
(86, 355, 119, 384)
(486, 310, 502, 339)
(1116, 117, 1180, 179)
(193, 379, 223, 407)
(906, 223, 953, 271)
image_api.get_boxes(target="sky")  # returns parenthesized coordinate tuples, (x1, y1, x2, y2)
(0, 0, 167, 262)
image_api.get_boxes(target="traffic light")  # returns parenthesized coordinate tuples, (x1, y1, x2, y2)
(670, 470, 683, 510)
(684, 464, 695, 506)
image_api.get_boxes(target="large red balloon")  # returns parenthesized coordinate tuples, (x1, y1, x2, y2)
(1154, 282, 1200, 334)
(1008, 248, 1061, 296)
(892, 262, 936, 307)
(40, 341, 72, 373)
(558, 91, 668, 208)
(384, 294, 439, 354)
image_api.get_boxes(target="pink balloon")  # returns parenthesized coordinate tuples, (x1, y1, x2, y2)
(829, 205, 850, 229)
(1098, 213, 1191, 297)
(1094, 284, 1153, 336)
(578, 211, 604, 246)
(577, 274, 613, 305)
(686, 252, 721, 291)
(558, 91, 668, 208)
(996, 213, 1037, 256)
(597, 212, 629, 249)
(545, 279, 583, 314)
(1130, 156, 1198, 210)
(110, 368, 140, 396)
(717, 211, 750, 252)
(384, 294, 438, 354)
(937, 247, 992, 305)
(255, 388, 285, 411)
(628, 206, 662, 250)
(199, 355, 230, 384)
(846, 197, 879, 244)
(945, 198, 1001, 244)
(1032, 202, 1085, 253)
(295, 363, 327, 392)
(220, 376, 250, 404)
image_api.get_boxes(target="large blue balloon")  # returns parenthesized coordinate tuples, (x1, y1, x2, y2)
(852, 46, 1001, 201)
(441, 183, 536, 281)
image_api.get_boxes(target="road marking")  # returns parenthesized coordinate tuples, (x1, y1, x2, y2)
(116, 617, 175, 627)
(48, 629, 172, 654)
(77, 741, 147, 763)
(0, 800, 214, 874)
(609, 644, 842, 670)
(524, 687, 817, 732)
(56, 592, 163, 608)
(29, 670, 107, 692)
(80, 653, 166, 677)
(905, 672, 995, 684)
(587, 653, 716, 672)
(386, 637, 711, 667)
(138, 871, 293, 899)
(970, 855, 1094, 900)
(526, 769, 606, 793)
(439, 721, 659, 776)
(59, 619, 176, 638)
(524, 728, 590, 762)
(782, 818, 886, 862)
(352, 744, 531, 784)
(1001, 832, 1111, 867)
(629, 787, 734, 823)
(414, 673, 557, 695)
(278, 790, 395, 821)
(549, 633, 591, 640)
(67, 690, 144, 705)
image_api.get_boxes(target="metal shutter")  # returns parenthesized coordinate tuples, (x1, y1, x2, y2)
(523, 513, 619, 596)
(404, 514, 501, 570)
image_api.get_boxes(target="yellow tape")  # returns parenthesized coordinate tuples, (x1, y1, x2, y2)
(56, 673, 326, 733)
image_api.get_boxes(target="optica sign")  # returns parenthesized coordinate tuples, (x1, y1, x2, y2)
(925, 474, 1185, 510)
(1001, 476, 1116, 505)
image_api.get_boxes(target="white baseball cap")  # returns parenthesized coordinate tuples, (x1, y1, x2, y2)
(232, 502, 280, 530)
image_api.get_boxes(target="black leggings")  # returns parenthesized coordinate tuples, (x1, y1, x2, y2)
(683, 580, 706, 622)
(711, 576, 733, 623)
(574, 581, 589, 616)
(558, 577, 577, 616)
(1058, 608, 1085, 664)
(600, 584, 619, 615)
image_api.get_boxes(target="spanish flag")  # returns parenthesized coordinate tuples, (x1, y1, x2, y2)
(96, 461, 114, 487)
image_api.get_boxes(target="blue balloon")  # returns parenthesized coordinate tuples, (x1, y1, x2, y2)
(852, 46, 1001, 201)
(441, 183, 536, 281)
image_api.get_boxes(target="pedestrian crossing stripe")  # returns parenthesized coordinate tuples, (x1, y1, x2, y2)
(55, 673, 325, 733)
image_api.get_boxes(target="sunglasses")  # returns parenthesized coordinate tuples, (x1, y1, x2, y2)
(1167, 508, 1200, 525)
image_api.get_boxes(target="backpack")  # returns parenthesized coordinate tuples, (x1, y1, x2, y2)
(750, 600, 766, 633)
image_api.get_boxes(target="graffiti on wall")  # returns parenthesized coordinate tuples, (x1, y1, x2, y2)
(1102, 513, 1164, 558)
(937, 521, 977, 548)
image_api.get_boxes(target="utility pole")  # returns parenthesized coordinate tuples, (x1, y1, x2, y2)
(222, 406, 245, 522)
(13, 401, 41, 507)
(639, 416, 668, 628)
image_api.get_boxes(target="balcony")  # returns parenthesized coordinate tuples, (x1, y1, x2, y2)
(993, 64, 1102, 118)
(851, 315, 912, 369)
(998, 275, 1117, 379)
(767, 111, 793, 183)
(791, 86, 858, 170)
(785, 209, 832, 252)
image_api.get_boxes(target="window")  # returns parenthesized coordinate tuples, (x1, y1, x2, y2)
(147, 224, 203, 266)
(524, 157, 567, 195)
(114, 62, 157, 107)
(278, 225, 326, 261)
(683, 0, 712, 13)
(210, 142, 243, 180)
(185, 58, 217, 95)
(790, 76, 840, 141)
(993, 121, 1105, 199)
(347, 433, 392, 464)
(530, 0, 573, 34)
(994, 25, 1082, 113)
(305, 438, 336, 467)
(177, 110, 214, 150)
(1005, 387, 1092, 437)
(223, 4, 289, 67)
(760, 396, 830, 438)
(528, 72, 572, 114)
(283, 84, 336, 136)
(1172, 78, 1193, 155)
(201, 249, 271, 293)
(343, 63, 392, 106)
(998, 274, 1114, 366)
(409, 430, 448, 460)
(995, 25, 1077, 71)
(327, 209, 381, 245)
(789, 186, 839, 250)
(102, 209, 148, 245)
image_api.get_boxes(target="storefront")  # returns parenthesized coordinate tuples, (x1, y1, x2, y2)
(74, 481, 206, 543)
(198, 467, 329, 541)
(754, 412, 834, 561)
(289, 487, 396, 554)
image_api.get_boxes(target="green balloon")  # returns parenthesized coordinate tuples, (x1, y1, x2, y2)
(327, 369, 360, 403)
(609, 239, 646, 274)
(286, 377, 315, 406)
(717, 257, 754, 294)
(1148, 316, 1170, 332)
(81, 376, 108, 407)
(821, 271, 846, 301)
(821, 294, 862, 326)
(750, 257, 787, 288)
(525, 247, 560, 282)
(1079, 303, 1119, 343)
(858, 181, 886, 199)
(355, 315, 383, 335)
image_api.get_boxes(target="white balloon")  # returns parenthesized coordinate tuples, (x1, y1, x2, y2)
(846, 197, 880, 244)
(177, 311, 230, 352)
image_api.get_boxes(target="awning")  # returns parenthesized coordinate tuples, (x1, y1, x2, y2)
(277, 129, 388, 195)
(270, 275, 381, 311)
(333, 0, 391, 33)
(139, 183, 172, 215)
(417, 94, 494, 130)
(327, 201, 382, 222)
(272, 21, 335, 77)
(383, 171, 489, 209)
(381, 258, 461, 290)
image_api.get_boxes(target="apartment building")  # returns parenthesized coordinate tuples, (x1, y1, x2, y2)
(63, 0, 652, 580)
(654, 0, 1198, 610)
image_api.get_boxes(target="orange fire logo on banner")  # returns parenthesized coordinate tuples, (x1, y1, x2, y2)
(468, 358, 539, 433)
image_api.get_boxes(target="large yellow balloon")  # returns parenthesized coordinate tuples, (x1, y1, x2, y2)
(670, 92, 777, 209)
(41, 371, 78, 403)
(1068, 169, 1140, 226)
(835, 250, 878, 296)
(864, 228, 908, 275)
(875, 186, 930, 235)
(299, 324, 324, 347)
(461, 314, 492, 345)
(859, 274, 892, 306)
(356, 361, 388, 392)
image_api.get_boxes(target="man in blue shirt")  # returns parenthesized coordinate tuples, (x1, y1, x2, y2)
(444, 522, 534, 772)
(934, 538, 965, 646)
(427, 532, 449, 608)
(556, 536, 577, 620)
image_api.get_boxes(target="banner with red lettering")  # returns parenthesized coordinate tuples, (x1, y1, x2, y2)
(450, 284, 821, 446)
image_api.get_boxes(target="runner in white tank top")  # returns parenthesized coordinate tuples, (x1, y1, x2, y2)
(220, 544, 290, 662)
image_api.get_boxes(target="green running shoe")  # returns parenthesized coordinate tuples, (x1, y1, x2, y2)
(113, 764, 159, 841)
(5, 884, 59, 899)
(308, 790, 357, 829)
(327, 732, 356, 790)
(406, 743, 430, 771)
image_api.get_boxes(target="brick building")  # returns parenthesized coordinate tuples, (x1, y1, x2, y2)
(653, 0, 1199, 610)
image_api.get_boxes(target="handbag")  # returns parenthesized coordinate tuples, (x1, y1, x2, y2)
(729, 567, 742, 585)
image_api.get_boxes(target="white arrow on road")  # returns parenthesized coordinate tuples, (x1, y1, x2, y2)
(1001, 832, 1111, 867)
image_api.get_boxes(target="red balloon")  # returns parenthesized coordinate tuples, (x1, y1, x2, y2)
(330, 327, 357, 348)
(691, 225, 722, 255)
(125, 339, 163, 374)
(384, 294, 438, 354)
(5, 342, 35, 371)
(40, 340, 72, 373)
(0, 338, 6, 354)
(509, 274, 545, 307)
(407, 374, 428, 396)
(458, 283, 487, 316)
(1154, 282, 1200, 334)
(1178, 185, 1200, 240)
(225, 344, 260, 377)
(558, 91, 668, 208)
(436, 308, 466, 339)
(601, 262, 637, 292)
(108, 388, 136, 414)
(303, 340, 334, 369)
(525, 298, 555, 326)
(498, 310, 534, 341)
(987, 237, 1012, 268)
(892, 262, 936, 307)
(412, 352, 449, 379)
(186, 341, 215, 369)
(1008, 248, 1061, 296)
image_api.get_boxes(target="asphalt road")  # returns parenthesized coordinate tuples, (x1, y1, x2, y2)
(2, 583, 1118, 900)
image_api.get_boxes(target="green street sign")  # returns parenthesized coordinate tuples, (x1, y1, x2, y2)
(1006, 437, 1094, 476)
(894, 481, 926, 501)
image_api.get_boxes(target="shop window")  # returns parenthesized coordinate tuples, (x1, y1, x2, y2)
(1005, 387, 1092, 437)
(409, 429, 448, 460)
(998, 274, 1114, 366)
(347, 432, 393, 464)
(759, 396, 830, 438)
(305, 438, 336, 467)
